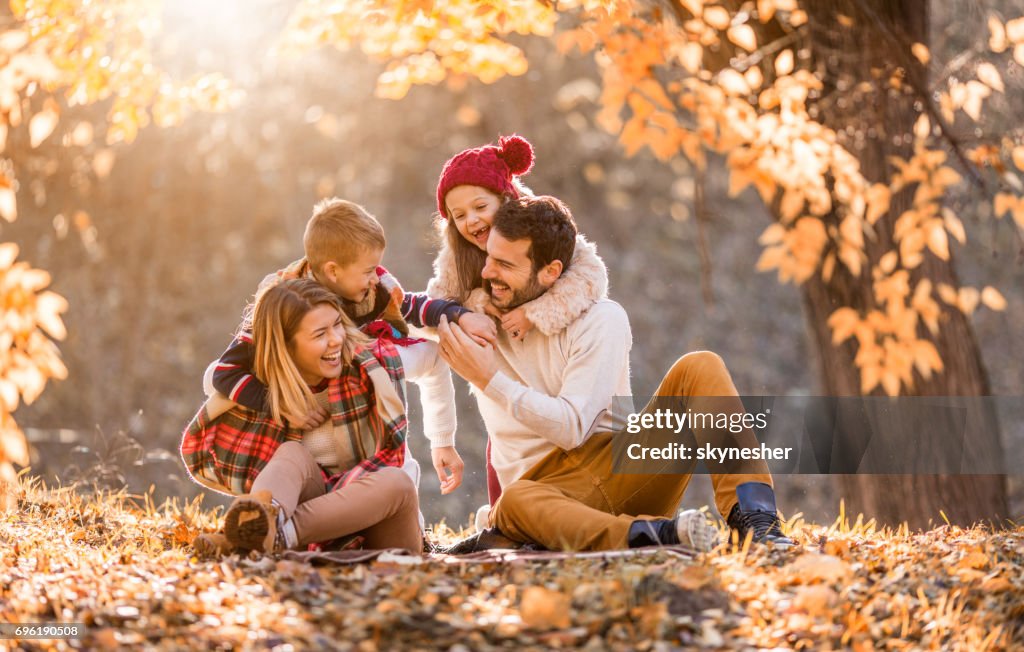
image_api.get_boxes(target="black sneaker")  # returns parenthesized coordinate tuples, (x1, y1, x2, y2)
(440, 527, 546, 555)
(726, 482, 796, 548)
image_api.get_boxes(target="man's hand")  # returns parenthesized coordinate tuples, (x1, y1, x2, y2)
(458, 311, 497, 345)
(282, 404, 330, 430)
(500, 307, 532, 341)
(431, 446, 464, 494)
(438, 315, 498, 389)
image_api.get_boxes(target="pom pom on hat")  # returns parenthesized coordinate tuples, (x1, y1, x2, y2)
(497, 135, 534, 176)
(436, 134, 536, 216)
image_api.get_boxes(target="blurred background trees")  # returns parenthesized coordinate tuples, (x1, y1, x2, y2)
(3, 0, 1023, 527)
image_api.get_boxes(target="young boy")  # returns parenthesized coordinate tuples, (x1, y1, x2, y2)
(207, 197, 496, 494)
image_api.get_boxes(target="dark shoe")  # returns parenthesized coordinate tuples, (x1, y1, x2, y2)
(441, 527, 544, 554)
(726, 482, 796, 548)
(629, 509, 718, 551)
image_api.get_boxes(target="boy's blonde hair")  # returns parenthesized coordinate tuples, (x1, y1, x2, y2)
(304, 198, 386, 272)
(251, 278, 369, 425)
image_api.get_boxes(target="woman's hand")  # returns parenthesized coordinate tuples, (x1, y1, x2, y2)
(431, 446, 464, 494)
(282, 405, 330, 430)
(500, 307, 532, 341)
(457, 311, 497, 345)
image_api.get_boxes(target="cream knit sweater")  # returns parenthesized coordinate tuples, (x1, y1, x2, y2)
(477, 299, 634, 489)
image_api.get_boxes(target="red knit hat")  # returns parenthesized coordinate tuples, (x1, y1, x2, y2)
(436, 134, 535, 216)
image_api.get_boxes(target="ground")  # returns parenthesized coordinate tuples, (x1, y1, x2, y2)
(0, 481, 1021, 651)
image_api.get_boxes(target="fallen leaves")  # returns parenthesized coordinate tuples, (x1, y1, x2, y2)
(784, 553, 853, 584)
(0, 483, 1021, 650)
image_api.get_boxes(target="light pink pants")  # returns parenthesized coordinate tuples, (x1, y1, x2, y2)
(251, 441, 422, 551)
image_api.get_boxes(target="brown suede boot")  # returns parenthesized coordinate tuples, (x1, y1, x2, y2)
(192, 532, 234, 557)
(224, 490, 283, 553)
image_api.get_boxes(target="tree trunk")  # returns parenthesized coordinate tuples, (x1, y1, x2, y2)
(801, 0, 1008, 529)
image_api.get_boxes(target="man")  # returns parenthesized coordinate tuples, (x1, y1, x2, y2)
(438, 195, 794, 551)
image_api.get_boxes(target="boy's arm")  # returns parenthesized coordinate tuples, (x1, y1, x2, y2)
(396, 340, 463, 492)
(395, 340, 456, 448)
(400, 290, 470, 328)
(210, 333, 269, 412)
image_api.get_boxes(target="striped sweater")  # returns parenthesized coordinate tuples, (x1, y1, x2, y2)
(213, 261, 468, 411)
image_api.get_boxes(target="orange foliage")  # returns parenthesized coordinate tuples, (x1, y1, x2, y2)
(0, 244, 67, 508)
(3, 0, 1023, 421)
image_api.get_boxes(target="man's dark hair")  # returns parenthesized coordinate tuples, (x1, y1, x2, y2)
(492, 195, 577, 272)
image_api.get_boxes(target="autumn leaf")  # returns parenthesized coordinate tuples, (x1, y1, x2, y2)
(703, 6, 731, 30)
(911, 42, 930, 64)
(989, 15, 1007, 52)
(980, 286, 1007, 311)
(0, 188, 16, 222)
(975, 62, 1004, 92)
(520, 586, 571, 629)
(1012, 146, 1024, 173)
(828, 307, 860, 344)
(727, 24, 757, 51)
(28, 100, 59, 148)
(775, 49, 794, 76)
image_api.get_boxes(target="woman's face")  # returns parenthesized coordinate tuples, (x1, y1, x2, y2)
(445, 185, 502, 251)
(289, 303, 346, 385)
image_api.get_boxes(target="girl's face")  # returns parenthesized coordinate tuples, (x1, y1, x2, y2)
(445, 185, 502, 251)
(289, 303, 346, 385)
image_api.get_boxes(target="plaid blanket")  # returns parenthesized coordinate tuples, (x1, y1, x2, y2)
(181, 339, 407, 496)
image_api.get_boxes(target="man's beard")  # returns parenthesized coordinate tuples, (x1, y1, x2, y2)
(486, 273, 547, 310)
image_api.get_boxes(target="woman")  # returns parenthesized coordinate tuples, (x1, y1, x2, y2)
(181, 278, 421, 554)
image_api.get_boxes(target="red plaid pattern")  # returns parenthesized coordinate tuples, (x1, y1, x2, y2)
(181, 340, 407, 496)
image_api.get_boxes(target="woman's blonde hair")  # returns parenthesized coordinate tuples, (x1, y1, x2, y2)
(250, 278, 369, 425)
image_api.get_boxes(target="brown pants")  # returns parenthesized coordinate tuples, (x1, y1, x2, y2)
(251, 441, 422, 551)
(491, 351, 774, 551)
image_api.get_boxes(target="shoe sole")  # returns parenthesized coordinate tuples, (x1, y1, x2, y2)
(225, 499, 272, 551)
(676, 509, 719, 552)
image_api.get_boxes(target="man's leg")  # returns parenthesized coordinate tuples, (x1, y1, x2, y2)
(491, 432, 708, 551)
(636, 351, 791, 545)
(491, 351, 781, 551)
(490, 432, 622, 550)
(639, 350, 774, 519)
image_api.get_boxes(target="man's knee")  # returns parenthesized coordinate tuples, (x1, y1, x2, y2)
(677, 350, 725, 373)
(491, 480, 538, 526)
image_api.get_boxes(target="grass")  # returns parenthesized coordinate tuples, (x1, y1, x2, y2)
(0, 477, 1021, 650)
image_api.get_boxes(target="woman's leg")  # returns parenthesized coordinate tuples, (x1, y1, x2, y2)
(225, 442, 326, 551)
(292, 466, 422, 551)
(250, 441, 326, 517)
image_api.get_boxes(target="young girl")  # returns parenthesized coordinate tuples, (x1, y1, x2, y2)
(427, 134, 609, 513)
(182, 278, 421, 554)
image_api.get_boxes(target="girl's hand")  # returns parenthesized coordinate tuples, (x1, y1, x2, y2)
(483, 301, 503, 319)
(283, 405, 330, 430)
(431, 446, 464, 494)
(500, 308, 533, 341)
(458, 312, 497, 345)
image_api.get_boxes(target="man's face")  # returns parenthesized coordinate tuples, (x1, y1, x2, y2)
(322, 247, 383, 303)
(481, 231, 550, 310)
